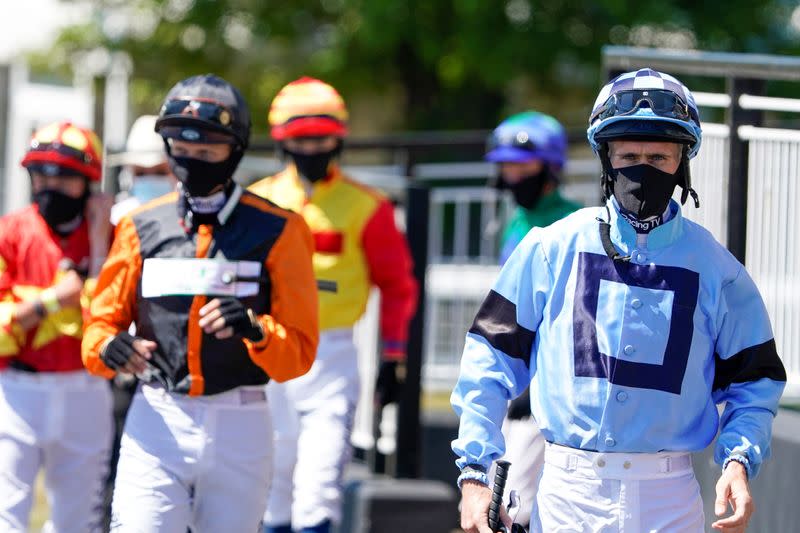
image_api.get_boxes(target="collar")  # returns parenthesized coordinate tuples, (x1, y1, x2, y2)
(607, 196, 683, 251)
(216, 183, 242, 224)
(616, 201, 672, 234)
(179, 183, 242, 230)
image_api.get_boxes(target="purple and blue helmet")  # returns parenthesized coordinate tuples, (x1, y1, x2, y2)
(485, 111, 568, 169)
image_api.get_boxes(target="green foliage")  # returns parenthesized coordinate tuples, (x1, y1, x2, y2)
(44, 0, 791, 136)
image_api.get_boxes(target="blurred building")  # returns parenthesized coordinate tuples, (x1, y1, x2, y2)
(0, 62, 94, 213)
(0, 1, 95, 214)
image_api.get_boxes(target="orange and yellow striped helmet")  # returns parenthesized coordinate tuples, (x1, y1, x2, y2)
(21, 122, 103, 181)
(269, 77, 348, 140)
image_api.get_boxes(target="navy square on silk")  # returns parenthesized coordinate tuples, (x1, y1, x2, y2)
(572, 252, 700, 395)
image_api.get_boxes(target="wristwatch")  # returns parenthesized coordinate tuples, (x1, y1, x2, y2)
(33, 299, 47, 319)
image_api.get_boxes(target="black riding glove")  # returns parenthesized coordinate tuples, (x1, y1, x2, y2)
(100, 331, 139, 371)
(216, 297, 264, 341)
(375, 360, 406, 407)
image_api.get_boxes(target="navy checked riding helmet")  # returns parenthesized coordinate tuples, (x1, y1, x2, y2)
(587, 68, 702, 158)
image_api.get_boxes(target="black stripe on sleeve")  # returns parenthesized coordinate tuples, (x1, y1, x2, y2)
(713, 338, 787, 392)
(468, 290, 535, 366)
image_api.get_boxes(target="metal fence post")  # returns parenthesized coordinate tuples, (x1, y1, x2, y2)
(725, 77, 765, 264)
(395, 182, 429, 479)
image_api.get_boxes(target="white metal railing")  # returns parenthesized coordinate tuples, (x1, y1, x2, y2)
(422, 264, 501, 390)
(693, 92, 732, 108)
(742, 127, 800, 399)
(685, 92, 800, 114)
(428, 187, 512, 265)
(684, 123, 730, 246)
(739, 94, 800, 113)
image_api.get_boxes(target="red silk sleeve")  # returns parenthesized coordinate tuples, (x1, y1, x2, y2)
(361, 199, 418, 360)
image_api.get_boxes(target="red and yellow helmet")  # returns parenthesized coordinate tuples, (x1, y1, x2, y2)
(268, 77, 348, 140)
(21, 122, 103, 181)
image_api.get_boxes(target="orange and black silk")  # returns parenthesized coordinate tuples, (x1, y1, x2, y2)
(82, 189, 319, 396)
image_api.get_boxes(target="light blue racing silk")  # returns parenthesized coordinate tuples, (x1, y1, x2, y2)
(452, 198, 786, 480)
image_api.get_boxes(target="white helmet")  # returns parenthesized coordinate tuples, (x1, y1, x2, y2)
(108, 115, 166, 168)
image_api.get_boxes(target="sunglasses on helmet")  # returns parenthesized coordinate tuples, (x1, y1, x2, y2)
(29, 141, 94, 165)
(160, 97, 234, 128)
(488, 129, 539, 152)
(590, 89, 696, 125)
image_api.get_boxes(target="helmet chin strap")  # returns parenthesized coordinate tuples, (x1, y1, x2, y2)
(678, 145, 700, 208)
(597, 203, 632, 263)
(598, 144, 614, 202)
(596, 144, 630, 262)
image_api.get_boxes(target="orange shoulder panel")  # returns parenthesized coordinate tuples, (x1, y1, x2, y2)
(238, 190, 289, 217)
(81, 215, 143, 378)
(245, 210, 319, 382)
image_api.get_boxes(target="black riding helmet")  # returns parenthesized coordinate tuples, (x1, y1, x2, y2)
(155, 74, 251, 150)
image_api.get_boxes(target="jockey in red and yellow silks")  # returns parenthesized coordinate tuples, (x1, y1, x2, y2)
(251, 77, 417, 533)
(0, 122, 114, 532)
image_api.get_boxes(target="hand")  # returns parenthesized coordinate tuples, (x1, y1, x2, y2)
(86, 193, 113, 275)
(374, 360, 406, 408)
(712, 461, 754, 532)
(198, 297, 264, 341)
(460, 480, 512, 533)
(52, 269, 85, 309)
(101, 331, 158, 376)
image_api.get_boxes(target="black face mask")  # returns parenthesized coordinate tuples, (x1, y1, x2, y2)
(168, 154, 240, 198)
(611, 164, 679, 220)
(34, 190, 87, 232)
(284, 145, 341, 183)
(495, 168, 555, 209)
(504, 170, 550, 210)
